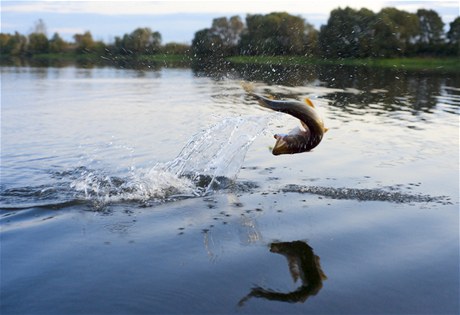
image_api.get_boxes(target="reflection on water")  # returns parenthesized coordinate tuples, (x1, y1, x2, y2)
(3, 58, 458, 118)
(319, 66, 459, 116)
(0, 55, 191, 70)
(239, 240, 326, 306)
(194, 61, 460, 117)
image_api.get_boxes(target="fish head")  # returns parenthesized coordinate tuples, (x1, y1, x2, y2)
(272, 127, 312, 155)
(272, 134, 293, 155)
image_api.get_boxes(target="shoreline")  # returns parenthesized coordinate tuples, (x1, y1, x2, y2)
(1, 53, 459, 71)
(227, 55, 460, 71)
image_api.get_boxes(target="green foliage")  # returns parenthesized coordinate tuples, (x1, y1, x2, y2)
(114, 27, 162, 55)
(191, 15, 243, 58)
(374, 8, 420, 57)
(161, 42, 190, 55)
(447, 17, 460, 43)
(0, 32, 27, 56)
(212, 16, 244, 47)
(27, 33, 49, 55)
(72, 31, 106, 55)
(1, 8, 457, 61)
(447, 17, 460, 56)
(319, 7, 450, 58)
(191, 28, 224, 58)
(49, 33, 68, 53)
(227, 55, 460, 71)
(319, 7, 376, 58)
(73, 31, 96, 53)
(239, 12, 312, 56)
(416, 9, 444, 45)
(414, 9, 445, 55)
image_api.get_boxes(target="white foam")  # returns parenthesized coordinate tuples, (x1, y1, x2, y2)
(69, 115, 270, 206)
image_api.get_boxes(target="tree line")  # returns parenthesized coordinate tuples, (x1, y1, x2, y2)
(1, 7, 459, 60)
(0, 19, 189, 57)
(192, 8, 460, 58)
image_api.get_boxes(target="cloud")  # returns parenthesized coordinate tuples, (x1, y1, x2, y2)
(3, 0, 388, 16)
(2, 0, 457, 43)
(3, 0, 456, 18)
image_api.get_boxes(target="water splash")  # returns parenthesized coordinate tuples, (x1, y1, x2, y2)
(164, 115, 269, 190)
(69, 115, 269, 206)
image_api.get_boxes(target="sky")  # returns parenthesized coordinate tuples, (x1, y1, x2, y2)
(1, 0, 459, 44)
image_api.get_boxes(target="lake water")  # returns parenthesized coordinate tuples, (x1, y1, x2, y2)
(1, 62, 459, 314)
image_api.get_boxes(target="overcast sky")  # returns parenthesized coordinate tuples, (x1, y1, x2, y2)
(1, 0, 459, 44)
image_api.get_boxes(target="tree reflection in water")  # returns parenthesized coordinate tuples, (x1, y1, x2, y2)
(239, 240, 327, 306)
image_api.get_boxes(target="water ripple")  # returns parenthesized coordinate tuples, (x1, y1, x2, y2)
(281, 184, 451, 204)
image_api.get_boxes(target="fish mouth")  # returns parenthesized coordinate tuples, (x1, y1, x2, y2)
(272, 134, 291, 156)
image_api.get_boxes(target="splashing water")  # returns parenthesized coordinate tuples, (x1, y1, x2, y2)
(70, 115, 270, 206)
(164, 115, 270, 189)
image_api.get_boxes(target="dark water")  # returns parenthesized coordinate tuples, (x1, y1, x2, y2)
(1, 63, 459, 314)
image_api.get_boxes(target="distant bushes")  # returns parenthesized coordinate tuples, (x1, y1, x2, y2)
(0, 23, 188, 58)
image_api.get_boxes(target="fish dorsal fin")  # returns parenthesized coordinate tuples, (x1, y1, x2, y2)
(305, 98, 315, 108)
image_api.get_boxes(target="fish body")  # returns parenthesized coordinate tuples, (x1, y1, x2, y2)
(248, 92, 327, 155)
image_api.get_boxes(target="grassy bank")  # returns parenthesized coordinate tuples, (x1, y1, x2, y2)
(3, 53, 458, 71)
(227, 55, 460, 71)
(137, 54, 191, 63)
(5, 53, 191, 64)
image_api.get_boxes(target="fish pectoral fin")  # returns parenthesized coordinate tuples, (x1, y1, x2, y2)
(324, 127, 329, 133)
(300, 121, 309, 131)
(304, 98, 315, 108)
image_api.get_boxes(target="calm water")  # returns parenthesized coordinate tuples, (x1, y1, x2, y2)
(1, 63, 459, 314)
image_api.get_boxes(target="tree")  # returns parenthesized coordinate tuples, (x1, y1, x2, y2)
(73, 31, 96, 53)
(126, 27, 161, 54)
(318, 7, 376, 58)
(447, 17, 460, 43)
(162, 42, 190, 55)
(304, 22, 319, 57)
(0, 33, 13, 55)
(416, 9, 444, 44)
(414, 9, 444, 55)
(372, 8, 420, 57)
(212, 16, 244, 47)
(191, 28, 225, 58)
(447, 17, 460, 56)
(239, 12, 311, 56)
(191, 16, 243, 58)
(27, 32, 49, 55)
(7, 32, 27, 55)
(49, 32, 68, 53)
(113, 28, 161, 55)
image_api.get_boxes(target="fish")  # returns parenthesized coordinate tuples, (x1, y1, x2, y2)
(242, 83, 327, 155)
(238, 240, 327, 305)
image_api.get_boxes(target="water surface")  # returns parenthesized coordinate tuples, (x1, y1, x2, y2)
(1, 63, 459, 314)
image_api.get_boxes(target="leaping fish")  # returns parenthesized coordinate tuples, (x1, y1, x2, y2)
(243, 83, 328, 155)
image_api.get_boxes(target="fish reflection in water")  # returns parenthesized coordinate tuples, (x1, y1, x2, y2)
(239, 240, 327, 306)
